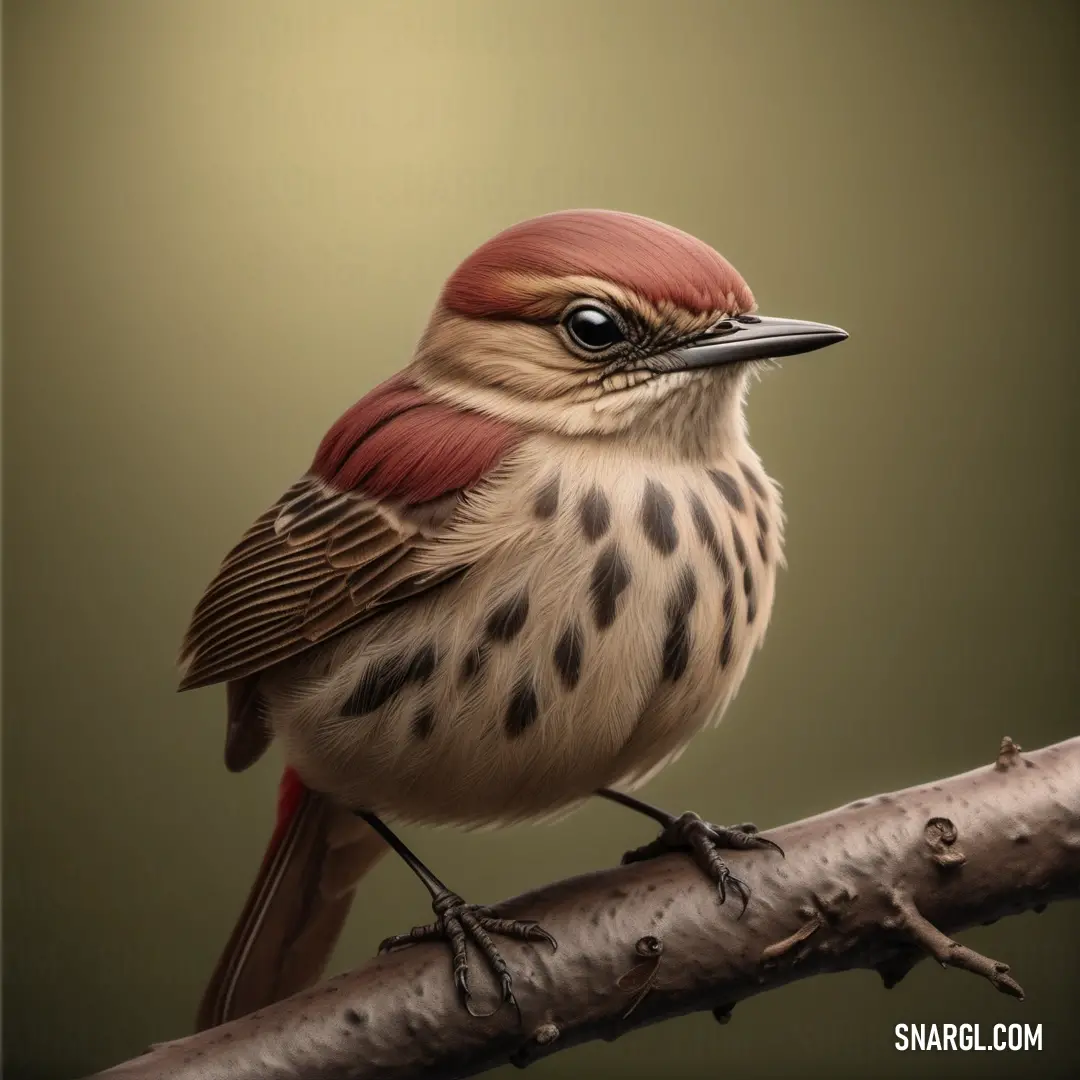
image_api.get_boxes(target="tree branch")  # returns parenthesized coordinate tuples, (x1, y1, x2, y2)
(88, 736, 1080, 1080)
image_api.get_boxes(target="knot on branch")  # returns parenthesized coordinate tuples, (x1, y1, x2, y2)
(510, 1022, 561, 1069)
(711, 1002, 735, 1025)
(616, 935, 665, 1018)
(924, 816, 966, 869)
(760, 884, 859, 975)
(995, 736, 1024, 771)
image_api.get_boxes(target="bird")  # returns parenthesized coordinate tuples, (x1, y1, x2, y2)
(179, 208, 848, 1030)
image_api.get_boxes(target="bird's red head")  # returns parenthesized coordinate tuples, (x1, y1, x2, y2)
(440, 209, 755, 322)
(409, 210, 845, 451)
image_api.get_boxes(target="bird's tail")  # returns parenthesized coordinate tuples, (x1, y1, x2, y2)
(195, 767, 388, 1031)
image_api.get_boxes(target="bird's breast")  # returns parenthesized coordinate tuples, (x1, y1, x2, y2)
(267, 436, 784, 826)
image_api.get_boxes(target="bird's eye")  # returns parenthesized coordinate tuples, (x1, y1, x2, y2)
(564, 306, 625, 352)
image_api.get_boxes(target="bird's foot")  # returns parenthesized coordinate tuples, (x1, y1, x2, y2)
(378, 887, 557, 1018)
(621, 812, 783, 914)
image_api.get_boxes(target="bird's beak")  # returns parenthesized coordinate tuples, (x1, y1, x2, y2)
(671, 315, 848, 371)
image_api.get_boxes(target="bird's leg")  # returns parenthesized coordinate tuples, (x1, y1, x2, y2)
(356, 811, 556, 1018)
(596, 788, 783, 914)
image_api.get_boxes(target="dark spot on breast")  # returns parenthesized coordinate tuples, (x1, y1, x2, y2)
(343, 654, 408, 716)
(731, 526, 748, 567)
(590, 542, 632, 630)
(688, 492, 721, 561)
(344, 1008, 366, 1026)
(641, 480, 678, 555)
(459, 645, 486, 683)
(755, 506, 770, 562)
(579, 486, 611, 542)
(408, 644, 437, 682)
(661, 565, 698, 682)
(485, 588, 529, 642)
(755, 505, 770, 537)
(533, 474, 560, 519)
(708, 469, 745, 512)
(720, 624, 734, 668)
(504, 679, 540, 737)
(742, 564, 756, 623)
(689, 490, 735, 597)
(738, 461, 768, 498)
(411, 705, 435, 740)
(553, 621, 584, 690)
(341, 643, 437, 717)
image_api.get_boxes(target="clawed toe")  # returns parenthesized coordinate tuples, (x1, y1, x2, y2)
(705, 821, 785, 859)
(714, 865, 752, 915)
(620, 810, 783, 917)
(379, 926, 439, 952)
(376, 890, 555, 1018)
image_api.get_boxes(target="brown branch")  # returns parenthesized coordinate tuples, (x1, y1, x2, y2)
(87, 736, 1080, 1080)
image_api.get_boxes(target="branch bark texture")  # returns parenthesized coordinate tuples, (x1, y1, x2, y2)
(89, 736, 1080, 1080)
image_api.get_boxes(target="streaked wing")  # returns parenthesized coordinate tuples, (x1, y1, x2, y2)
(179, 371, 525, 692)
(178, 477, 463, 690)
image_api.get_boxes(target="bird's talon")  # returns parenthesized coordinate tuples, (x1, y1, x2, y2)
(464, 992, 498, 1019)
(612, 804, 780, 918)
(383, 895, 551, 1021)
(726, 875, 752, 918)
(520, 922, 557, 950)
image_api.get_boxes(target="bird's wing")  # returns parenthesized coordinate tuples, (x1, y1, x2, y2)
(178, 371, 523, 692)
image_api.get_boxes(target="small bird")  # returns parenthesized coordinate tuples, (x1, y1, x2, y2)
(180, 209, 847, 1029)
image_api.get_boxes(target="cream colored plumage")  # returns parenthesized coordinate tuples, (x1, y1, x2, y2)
(266, 414, 783, 827)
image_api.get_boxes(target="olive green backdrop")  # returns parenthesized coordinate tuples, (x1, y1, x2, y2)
(4, 1, 1078, 1077)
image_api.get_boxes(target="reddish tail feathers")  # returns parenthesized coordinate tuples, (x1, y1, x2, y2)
(195, 769, 388, 1030)
(272, 765, 306, 849)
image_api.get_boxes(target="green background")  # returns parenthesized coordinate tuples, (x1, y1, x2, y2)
(4, 1, 1078, 1077)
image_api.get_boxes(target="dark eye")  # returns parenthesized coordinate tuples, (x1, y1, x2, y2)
(564, 306, 625, 351)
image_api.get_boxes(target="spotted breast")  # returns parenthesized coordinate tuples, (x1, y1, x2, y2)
(264, 434, 783, 828)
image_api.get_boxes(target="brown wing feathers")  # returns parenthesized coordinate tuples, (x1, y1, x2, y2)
(178, 373, 523, 691)
(177, 480, 386, 690)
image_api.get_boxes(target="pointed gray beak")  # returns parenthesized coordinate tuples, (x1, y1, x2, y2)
(672, 315, 848, 370)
